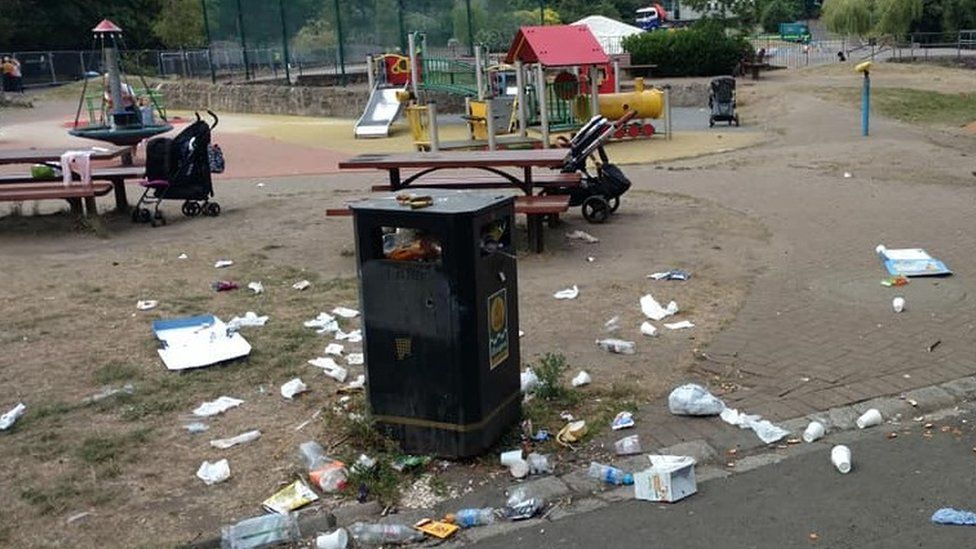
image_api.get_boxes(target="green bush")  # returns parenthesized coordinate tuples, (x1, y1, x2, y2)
(622, 21, 753, 77)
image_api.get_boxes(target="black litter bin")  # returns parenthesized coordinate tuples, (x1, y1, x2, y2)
(350, 191, 521, 458)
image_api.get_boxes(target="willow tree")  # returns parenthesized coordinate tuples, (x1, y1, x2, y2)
(821, 0, 874, 36)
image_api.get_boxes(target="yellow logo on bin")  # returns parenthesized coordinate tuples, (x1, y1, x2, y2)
(488, 288, 509, 369)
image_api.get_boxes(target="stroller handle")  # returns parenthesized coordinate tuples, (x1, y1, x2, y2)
(206, 110, 219, 130)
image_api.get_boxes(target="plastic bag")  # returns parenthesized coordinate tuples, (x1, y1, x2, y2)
(668, 384, 725, 416)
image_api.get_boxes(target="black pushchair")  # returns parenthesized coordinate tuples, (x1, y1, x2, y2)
(546, 113, 634, 223)
(133, 111, 222, 226)
(708, 76, 738, 127)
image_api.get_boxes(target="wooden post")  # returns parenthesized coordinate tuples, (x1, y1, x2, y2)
(515, 60, 527, 137)
(535, 64, 549, 148)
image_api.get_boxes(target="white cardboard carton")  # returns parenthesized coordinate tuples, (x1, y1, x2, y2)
(634, 455, 697, 503)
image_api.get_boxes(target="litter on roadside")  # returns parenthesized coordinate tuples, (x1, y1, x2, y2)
(875, 245, 952, 277)
(335, 329, 362, 343)
(292, 280, 311, 291)
(196, 459, 231, 485)
(664, 320, 695, 330)
(227, 312, 269, 330)
(153, 315, 251, 370)
(346, 353, 364, 365)
(532, 429, 551, 442)
(136, 300, 158, 311)
(589, 462, 633, 485)
(881, 275, 909, 287)
(648, 270, 691, 281)
(855, 408, 883, 429)
(553, 285, 580, 300)
(212, 280, 239, 292)
(596, 338, 636, 354)
(391, 455, 431, 472)
(614, 434, 642, 455)
(331, 306, 359, 318)
(556, 420, 587, 446)
(262, 479, 319, 514)
(668, 384, 725, 416)
(414, 519, 460, 539)
(83, 383, 135, 404)
(527, 452, 553, 474)
(325, 343, 344, 356)
(831, 444, 852, 474)
(720, 407, 790, 444)
(640, 294, 678, 321)
(612, 411, 635, 430)
(222, 513, 301, 549)
(635, 455, 697, 502)
(932, 508, 976, 526)
(305, 312, 339, 334)
(0, 402, 26, 431)
(316, 528, 349, 549)
(566, 230, 599, 243)
(246, 281, 264, 294)
(500, 449, 529, 478)
(308, 357, 348, 383)
(193, 396, 244, 417)
(504, 488, 546, 520)
(349, 523, 425, 545)
(178, 253, 188, 260)
(280, 378, 308, 400)
(214, 260, 234, 268)
(300, 441, 348, 492)
(802, 421, 826, 442)
(640, 321, 658, 337)
(892, 297, 906, 313)
(571, 370, 592, 387)
(211, 430, 262, 449)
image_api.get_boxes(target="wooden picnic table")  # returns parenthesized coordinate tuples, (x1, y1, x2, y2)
(0, 146, 127, 166)
(338, 149, 571, 195)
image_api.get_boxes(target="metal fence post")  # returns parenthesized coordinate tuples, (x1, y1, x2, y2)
(48, 52, 57, 84)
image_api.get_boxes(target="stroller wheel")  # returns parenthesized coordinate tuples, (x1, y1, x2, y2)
(154, 211, 167, 226)
(709, 118, 715, 128)
(608, 196, 620, 213)
(204, 202, 221, 217)
(582, 196, 610, 224)
(182, 201, 202, 217)
(132, 207, 151, 224)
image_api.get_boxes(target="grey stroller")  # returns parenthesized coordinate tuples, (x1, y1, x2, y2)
(708, 76, 739, 127)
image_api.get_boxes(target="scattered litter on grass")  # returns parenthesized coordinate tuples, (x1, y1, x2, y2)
(336, 329, 362, 343)
(262, 479, 319, 514)
(83, 383, 135, 404)
(669, 384, 725, 416)
(292, 280, 311, 291)
(65, 511, 93, 525)
(0, 402, 26, 431)
(196, 459, 231, 485)
(211, 430, 262, 449)
(247, 281, 264, 294)
(604, 316, 620, 332)
(227, 312, 269, 330)
(294, 410, 322, 431)
(153, 315, 251, 370)
(664, 320, 695, 330)
(193, 396, 244, 417)
(344, 375, 366, 391)
(185, 422, 210, 434)
(640, 321, 658, 337)
(640, 294, 678, 321)
(648, 270, 691, 281)
(280, 378, 308, 400)
(211, 280, 239, 292)
(136, 300, 158, 311)
(519, 330, 525, 337)
(571, 371, 591, 387)
(586, 256, 595, 262)
(346, 353, 364, 365)
(843, 172, 852, 179)
(305, 312, 339, 334)
(720, 407, 790, 444)
(596, 338, 636, 354)
(612, 411, 635, 430)
(308, 357, 348, 382)
(325, 343, 344, 356)
(928, 340, 942, 352)
(566, 230, 599, 243)
(527, 452, 553, 474)
(554, 285, 579, 300)
(331, 306, 359, 318)
(178, 253, 188, 260)
(932, 508, 976, 526)
(214, 260, 234, 269)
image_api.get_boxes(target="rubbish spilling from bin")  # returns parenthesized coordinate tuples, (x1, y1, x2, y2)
(346, 353, 364, 365)
(931, 508, 976, 526)
(280, 378, 308, 400)
(0, 402, 26, 431)
(210, 430, 261, 449)
(554, 285, 580, 300)
(640, 294, 678, 321)
(635, 455, 697, 502)
(335, 329, 362, 343)
(521, 368, 540, 393)
(262, 479, 319, 514)
(556, 420, 588, 446)
(325, 343, 344, 356)
(669, 384, 725, 416)
(875, 245, 952, 277)
(153, 315, 251, 371)
(196, 459, 231, 485)
(300, 441, 348, 492)
(193, 396, 244, 417)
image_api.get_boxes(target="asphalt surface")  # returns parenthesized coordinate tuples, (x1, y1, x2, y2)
(472, 410, 976, 549)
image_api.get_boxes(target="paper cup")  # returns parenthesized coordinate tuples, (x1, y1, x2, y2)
(509, 459, 529, 478)
(316, 528, 349, 549)
(802, 421, 826, 443)
(500, 449, 524, 467)
(856, 408, 883, 429)
(831, 445, 852, 474)
(892, 297, 905, 313)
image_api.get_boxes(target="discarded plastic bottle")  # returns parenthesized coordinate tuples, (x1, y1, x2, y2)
(348, 522, 425, 545)
(298, 441, 348, 492)
(588, 462, 634, 485)
(450, 508, 496, 528)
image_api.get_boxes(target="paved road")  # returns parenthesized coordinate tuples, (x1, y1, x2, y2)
(473, 410, 976, 548)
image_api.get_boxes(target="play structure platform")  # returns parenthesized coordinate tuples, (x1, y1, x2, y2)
(355, 84, 408, 138)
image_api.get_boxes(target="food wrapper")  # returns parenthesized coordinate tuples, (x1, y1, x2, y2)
(262, 479, 319, 514)
(414, 519, 459, 539)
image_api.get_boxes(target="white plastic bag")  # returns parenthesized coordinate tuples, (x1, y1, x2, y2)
(640, 294, 678, 321)
(0, 402, 26, 430)
(331, 307, 359, 319)
(668, 384, 725, 416)
(596, 339, 636, 355)
(211, 430, 262, 449)
(280, 378, 308, 400)
(520, 368, 540, 393)
(197, 459, 231, 485)
(553, 285, 579, 300)
(193, 396, 244, 417)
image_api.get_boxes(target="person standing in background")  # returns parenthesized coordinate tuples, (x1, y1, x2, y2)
(9, 56, 23, 92)
(1, 57, 13, 92)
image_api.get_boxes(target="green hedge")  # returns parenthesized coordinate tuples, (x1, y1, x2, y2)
(622, 21, 753, 77)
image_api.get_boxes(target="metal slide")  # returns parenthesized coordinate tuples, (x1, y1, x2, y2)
(354, 84, 407, 138)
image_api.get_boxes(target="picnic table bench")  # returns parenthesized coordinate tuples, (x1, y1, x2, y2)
(326, 193, 570, 253)
(0, 166, 145, 214)
(369, 170, 580, 192)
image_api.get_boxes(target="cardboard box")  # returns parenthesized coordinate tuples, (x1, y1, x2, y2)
(634, 455, 697, 503)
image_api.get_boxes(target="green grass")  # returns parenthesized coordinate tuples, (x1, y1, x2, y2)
(19, 484, 84, 515)
(93, 361, 142, 385)
(77, 428, 154, 476)
(825, 87, 976, 126)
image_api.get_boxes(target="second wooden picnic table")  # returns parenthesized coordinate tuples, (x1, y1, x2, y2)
(337, 149, 572, 195)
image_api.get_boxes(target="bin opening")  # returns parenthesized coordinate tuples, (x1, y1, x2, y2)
(381, 227, 442, 263)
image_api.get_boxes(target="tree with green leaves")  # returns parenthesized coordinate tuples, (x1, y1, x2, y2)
(821, 0, 874, 35)
(153, 0, 206, 48)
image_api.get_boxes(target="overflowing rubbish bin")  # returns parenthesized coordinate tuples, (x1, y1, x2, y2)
(350, 191, 521, 458)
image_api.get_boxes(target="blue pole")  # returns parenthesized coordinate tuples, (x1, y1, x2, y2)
(861, 72, 870, 136)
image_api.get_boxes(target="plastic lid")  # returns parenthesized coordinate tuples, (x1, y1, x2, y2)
(623, 473, 634, 485)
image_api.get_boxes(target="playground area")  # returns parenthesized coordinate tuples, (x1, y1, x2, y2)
(2, 14, 976, 546)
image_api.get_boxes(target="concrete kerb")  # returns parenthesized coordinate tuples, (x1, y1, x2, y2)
(189, 375, 976, 547)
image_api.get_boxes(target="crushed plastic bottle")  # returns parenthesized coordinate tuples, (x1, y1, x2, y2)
(221, 512, 300, 549)
(588, 462, 633, 485)
(448, 508, 496, 528)
(348, 522, 425, 545)
(595, 339, 636, 355)
(299, 441, 348, 492)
